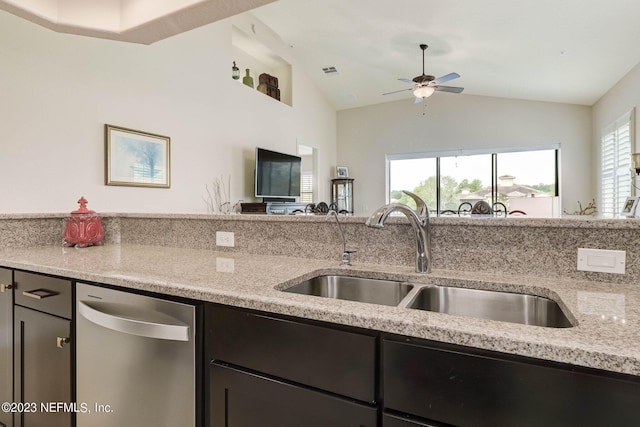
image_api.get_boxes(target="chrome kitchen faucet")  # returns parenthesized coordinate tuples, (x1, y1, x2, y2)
(365, 190, 431, 273)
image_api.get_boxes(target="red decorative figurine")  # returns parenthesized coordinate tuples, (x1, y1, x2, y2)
(63, 197, 105, 248)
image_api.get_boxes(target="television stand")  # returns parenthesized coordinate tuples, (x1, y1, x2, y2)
(241, 202, 308, 215)
(261, 197, 296, 203)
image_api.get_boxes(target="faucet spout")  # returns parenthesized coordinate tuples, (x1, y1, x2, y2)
(365, 191, 431, 273)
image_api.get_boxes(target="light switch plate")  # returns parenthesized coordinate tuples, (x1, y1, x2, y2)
(216, 231, 235, 247)
(577, 248, 625, 274)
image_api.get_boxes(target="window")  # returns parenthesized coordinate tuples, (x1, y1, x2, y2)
(298, 144, 316, 204)
(601, 110, 633, 218)
(300, 173, 314, 203)
(388, 145, 559, 217)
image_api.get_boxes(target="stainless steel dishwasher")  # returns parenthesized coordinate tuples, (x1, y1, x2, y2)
(76, 283, 196, 427)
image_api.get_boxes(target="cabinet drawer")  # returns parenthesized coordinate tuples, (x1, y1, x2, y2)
(383, 338, 640, 427)
(14, 271, 72, 319)
(208, 305, 376, 403)
(210, 363, 377, 427)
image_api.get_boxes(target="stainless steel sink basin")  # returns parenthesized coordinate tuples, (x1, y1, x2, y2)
(403, 285, 573, 328)
(283, 275, 414, 307)
(282, 275, 574, 328)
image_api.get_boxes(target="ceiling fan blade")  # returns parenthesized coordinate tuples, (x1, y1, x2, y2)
(434, 85, 464, 94)
(433, 72, 460, 85)
(398, 78, 414, 84)
(382, 88, 414, 95)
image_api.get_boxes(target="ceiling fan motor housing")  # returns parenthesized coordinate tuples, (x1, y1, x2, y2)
(413, 75, 435, 84)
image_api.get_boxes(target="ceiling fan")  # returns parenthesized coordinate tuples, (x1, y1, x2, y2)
(383, 44, 464, 103)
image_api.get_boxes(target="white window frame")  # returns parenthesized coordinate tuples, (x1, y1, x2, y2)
(600, 109, 635, 218)
(386, 144, 560, 214)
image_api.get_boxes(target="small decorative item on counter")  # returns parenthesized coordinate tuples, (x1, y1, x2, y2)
(232, 61, 240, 80)
(62, 196, 105, 248)
(242, 69, 254, 88)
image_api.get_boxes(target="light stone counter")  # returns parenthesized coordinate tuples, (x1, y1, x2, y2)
(0, 243, 638, 377)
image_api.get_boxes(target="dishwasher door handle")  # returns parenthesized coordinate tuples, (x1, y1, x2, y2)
(78, 301, 190, 341)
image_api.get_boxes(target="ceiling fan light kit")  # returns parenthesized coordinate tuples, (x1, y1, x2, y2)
(413, 86, 435, 99)
(384, 43, 464, 103)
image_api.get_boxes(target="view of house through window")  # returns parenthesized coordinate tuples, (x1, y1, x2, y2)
(388, 146, 559, 217)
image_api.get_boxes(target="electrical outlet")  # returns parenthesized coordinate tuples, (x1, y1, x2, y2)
(215, 231, 235, 247)
(577, 248, 625, 274)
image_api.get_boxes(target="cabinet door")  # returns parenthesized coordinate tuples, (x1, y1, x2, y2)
(0, 268, 12, 427)
(208, 305, 376, 402)
(384, 338, 640, 427)
(210, 363, 377, 427)
(14, 306, 71, 427)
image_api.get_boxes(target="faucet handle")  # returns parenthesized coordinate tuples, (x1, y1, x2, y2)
(401, 190, 429, 222)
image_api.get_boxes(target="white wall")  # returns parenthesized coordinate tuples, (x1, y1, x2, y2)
(592, 62, 640, 207)
(0, 10, 336, 213)
(337, 94, 592, 214)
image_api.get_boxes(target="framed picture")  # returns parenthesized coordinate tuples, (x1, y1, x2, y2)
(620, 196, 639, 217)
(105, 124, 170, 188)
(336, 166, 349, 178)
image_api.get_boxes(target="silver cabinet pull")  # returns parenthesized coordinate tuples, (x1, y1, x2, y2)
(22, 288, 59, 299)
(0, 283, 13, 292)
(56, 337, 70, 348)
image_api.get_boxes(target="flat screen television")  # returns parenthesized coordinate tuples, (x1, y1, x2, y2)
(255, 147, 301, 201)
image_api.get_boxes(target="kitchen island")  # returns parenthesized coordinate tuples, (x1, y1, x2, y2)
(0, 242, 637, 377)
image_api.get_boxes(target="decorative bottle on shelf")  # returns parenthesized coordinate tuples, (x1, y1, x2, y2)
(242, 69, 254, 88)
(232, 61, 239, 80)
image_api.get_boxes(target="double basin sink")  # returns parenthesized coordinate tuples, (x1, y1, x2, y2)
(282, 275, 573, 328)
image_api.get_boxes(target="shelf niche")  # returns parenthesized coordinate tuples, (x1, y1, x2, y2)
(231, 25, 292, 106)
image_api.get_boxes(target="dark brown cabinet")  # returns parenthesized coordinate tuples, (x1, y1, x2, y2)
(383, 336, 640, 427)
(210, 363, 377, 427)
(0, 268, 13, 427)
(13, 271, 72, 427)
(206, 305, 378, 426)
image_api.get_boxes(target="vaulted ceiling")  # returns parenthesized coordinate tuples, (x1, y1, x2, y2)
(0, 0, 275, 44)
(4, 0, 640, 111)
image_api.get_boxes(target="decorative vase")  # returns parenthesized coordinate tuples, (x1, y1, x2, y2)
(242, 69, 254, 88)
(62, 196, 105, 248)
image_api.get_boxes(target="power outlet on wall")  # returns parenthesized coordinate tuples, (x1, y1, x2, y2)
(577, 248, 625, 274)
(216, 231, 235, 247)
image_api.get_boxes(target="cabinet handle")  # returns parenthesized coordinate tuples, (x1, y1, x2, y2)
(78, 301, 190, 341)
(22, 288, 59, 299)
(56, 337, 70, 348)
(0, 283, 13, 292)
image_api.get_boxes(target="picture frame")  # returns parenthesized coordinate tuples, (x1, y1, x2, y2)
(336, 166, 349, 178)
(105, 124, 171, 188)
(620, 196, 639, 217)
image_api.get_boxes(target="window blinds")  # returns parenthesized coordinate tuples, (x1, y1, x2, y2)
(601, 110, 633, 218)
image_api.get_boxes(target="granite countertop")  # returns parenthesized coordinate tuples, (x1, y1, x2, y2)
(1, 243, 638, 376)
